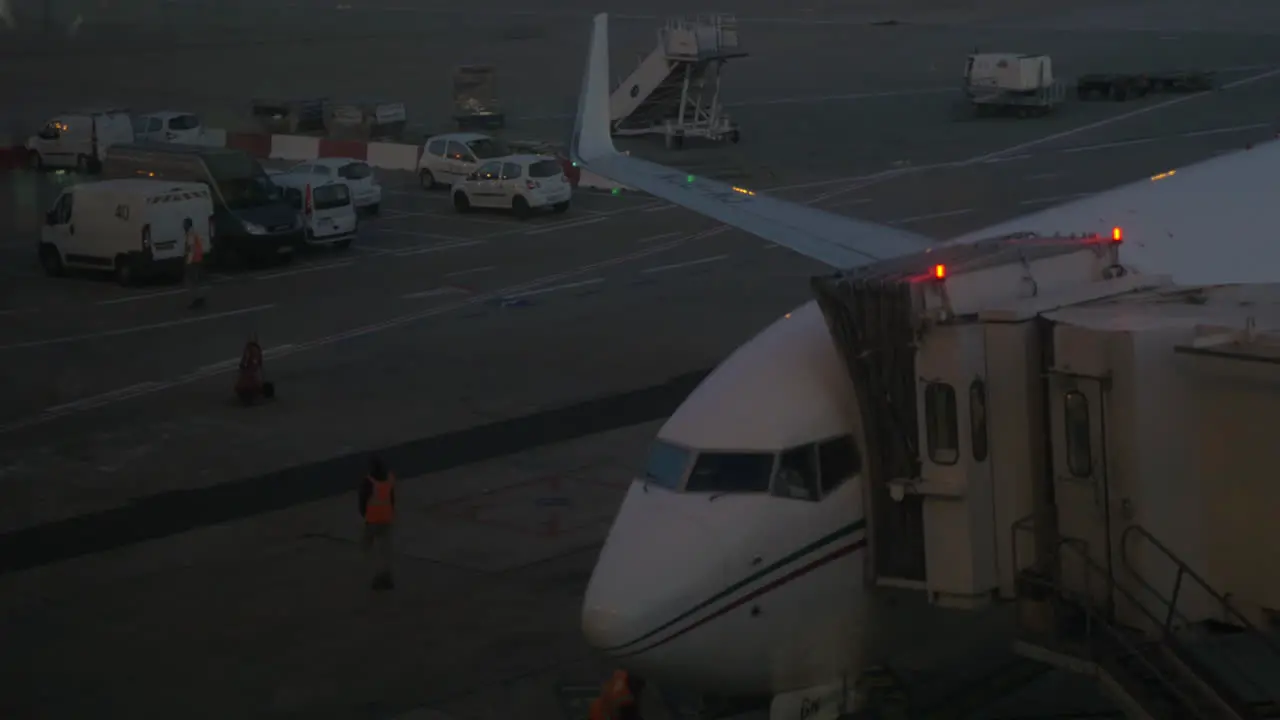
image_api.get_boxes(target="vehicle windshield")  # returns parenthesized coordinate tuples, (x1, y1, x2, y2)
(642, 440, 693, 490)
(168, 114, 200, 130)
(684, 452, 775, 494)
(529, 159, 562, 178)
(466, 138, 510, 160)
(312, 184, 350, 210)
(338, 162, 372, 180)
(204, 153, 281, 210)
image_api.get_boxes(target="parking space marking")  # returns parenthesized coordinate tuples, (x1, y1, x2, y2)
(636, 231, 682, 243)
(445, 265, 497, 277)
(524, 216, 609, 236)
(1063, 137, 1157, 154)
(503, 278, 604, 299)
(642, 254, 729, 274)
(1020, 193, 1092, 207)
(401, 286, 468, 300)
(370, 228, 469, 242)
(96, 288, 191, 305)
(890, 208, 974, 225)
(391, 240, 486, 256)
(256, 260, 354, 280)
(643, 204, 676, 213)
(0, 304, 275, 351)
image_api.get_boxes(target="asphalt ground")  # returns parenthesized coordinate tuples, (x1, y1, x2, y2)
(2, 9, 1280, 719)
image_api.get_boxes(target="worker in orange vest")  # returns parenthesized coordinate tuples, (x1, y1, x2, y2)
(589, 670, 645, 720)
(182, 217, 206, 310)
(359, 456, 396, 590)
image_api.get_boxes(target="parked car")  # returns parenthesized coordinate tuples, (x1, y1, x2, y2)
(450, 154, 572, 218)
(416, 132, 511, 189)
(270, 170, 359, 249)
(134, 111, 206, 144)
(289, 157, 381, 214)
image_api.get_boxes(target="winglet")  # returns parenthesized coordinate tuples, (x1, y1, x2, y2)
(571, 13, 618, 166)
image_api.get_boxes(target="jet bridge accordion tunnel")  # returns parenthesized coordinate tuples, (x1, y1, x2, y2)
(812, 273, 929, 583)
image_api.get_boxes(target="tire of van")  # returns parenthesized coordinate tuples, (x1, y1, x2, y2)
(39, 243, 63, 277)
(114, 254, 137, 286)
(420, 170, 436, 190)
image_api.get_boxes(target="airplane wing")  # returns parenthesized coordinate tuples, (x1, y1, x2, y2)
(570, 13, 936, 269)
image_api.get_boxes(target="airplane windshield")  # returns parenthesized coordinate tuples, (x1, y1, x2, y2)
(642, 441, 692, 490)
(685, 452, 774, 493)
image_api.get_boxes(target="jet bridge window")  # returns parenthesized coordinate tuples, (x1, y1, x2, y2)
(642, 440, 693, 491)
(925, 382, 959, 466)
(773, 445, 820, 501)
(1064, 391, 1092, 477)
(685, 452, 774, 494)
(970, 379, 989, 463)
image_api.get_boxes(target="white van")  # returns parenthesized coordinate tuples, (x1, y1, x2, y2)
(39, 179, 215, 285)
(25, 109, 135, 173)
(270, 171, 358, 248)
(134, 111, 206, 145)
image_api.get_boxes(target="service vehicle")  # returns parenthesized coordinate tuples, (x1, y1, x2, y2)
(963, 53, 1065, 117)
(450, 154, 572, 218)
(288, 157, 381, 214)
(134, 111, 206, 144)
(39, 179, 214, 285)
(25, 109, 134, 172)
(416, 132, 512, 189)
(270, 170, 358, 249)
(102, 143, 303, 266)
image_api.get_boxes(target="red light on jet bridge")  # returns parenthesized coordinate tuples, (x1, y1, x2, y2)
(933, 264, 947, 279)
(1112, 227, 1123, 243)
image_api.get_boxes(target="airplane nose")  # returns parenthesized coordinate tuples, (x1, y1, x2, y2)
(581, 604, 630, 651)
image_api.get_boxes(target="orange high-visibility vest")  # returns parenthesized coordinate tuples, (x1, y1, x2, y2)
(589, 671, 635, 719)
(186, 230, 204, 264)
(364, 476, 395, 524)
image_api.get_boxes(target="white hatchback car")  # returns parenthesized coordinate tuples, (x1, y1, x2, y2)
(417, 132, 511, 190)
(290, 157, 382, 215)
(450, 155, 572, 218)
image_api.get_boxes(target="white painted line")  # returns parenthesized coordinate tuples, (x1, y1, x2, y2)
(44, 382, 164, 413)
(1181, 123, 1271, 138)
(1061, 137, 1157, 154)
(981, 154, 1031, 164)
(0, 304, 275, 351)
(255, 260, 354, 280)
(97, 288, 191, 305)
(643, 204, 676, 213)
(392, 240, 485, 256)
(636, 231, 681, 243)
(445, 265, 496, 277)
(642, 254, 730, 274)
(823, 197, 873, 209)
(448, 214, 514, 226)
(1221, 66, 1280, 90)
(503, 277, 604, 299)
(347, 245, 395, 255)
(524, 216, 609, 236)
(762, 243, 782, 250)
(890, 208, 973, 225)
(196, 344, 295, 374)
(401, 286, 468, 300)
(376, 209, 433, 218)
(1019, 193, 1092, 206)
(373, 229, 468, 242)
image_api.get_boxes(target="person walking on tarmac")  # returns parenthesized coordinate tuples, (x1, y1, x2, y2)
(358, 456, 396, 590)
(182, 217, 206, 310)
(589, 670, 645, 720)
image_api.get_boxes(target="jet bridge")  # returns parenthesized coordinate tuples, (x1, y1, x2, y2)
(608, 15, 747, 149)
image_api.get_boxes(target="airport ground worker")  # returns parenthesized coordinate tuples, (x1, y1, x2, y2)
(182, 217, 206, 309)
(589, 670, 645, 720)
(359, 456, 397, 590)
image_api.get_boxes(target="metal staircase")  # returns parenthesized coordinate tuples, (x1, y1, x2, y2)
(1011, 519, 1280, 719)
(609, 15, 747, 149)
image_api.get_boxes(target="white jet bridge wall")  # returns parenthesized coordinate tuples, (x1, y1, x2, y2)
(1179, 347, 1280, 625)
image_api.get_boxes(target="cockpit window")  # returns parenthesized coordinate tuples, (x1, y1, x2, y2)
(642, 440, 693, 490)
(685, 452, 774, 493)
(773, 444, 820, 501)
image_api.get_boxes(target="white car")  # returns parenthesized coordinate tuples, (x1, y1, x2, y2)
(416, 132, 512, 189)
(134, 111, 205, 144)
(450, 154, 572, 219)
(290, 157, 381, 215)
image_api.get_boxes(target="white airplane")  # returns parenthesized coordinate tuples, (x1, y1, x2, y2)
(571, 12, 1280, 717)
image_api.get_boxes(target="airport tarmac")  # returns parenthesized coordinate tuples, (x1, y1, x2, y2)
(3, 6, 1280, 719)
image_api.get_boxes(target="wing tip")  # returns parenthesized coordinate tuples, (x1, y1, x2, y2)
(571, 12, 618, 166)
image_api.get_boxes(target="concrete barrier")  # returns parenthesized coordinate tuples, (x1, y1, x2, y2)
(367, 142, 421, 171)
(269, 134, 320, 161)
